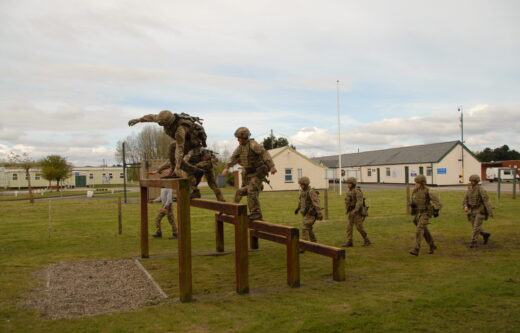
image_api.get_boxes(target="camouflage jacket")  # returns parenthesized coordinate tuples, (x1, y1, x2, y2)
(463, 184, 493, 215)
(345, 187, 364, 213)
(411, 187, 441, 215)
(297, 187, 321, 216)
(227, 139, 275, 172)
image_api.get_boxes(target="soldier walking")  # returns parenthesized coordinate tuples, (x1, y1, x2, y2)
(294, 177, 323, 247)
(128, 110, 206, 198)
(463, 174, 494, 248)
(409, 175, 441, 256)
(150, 187, 178, 239)
(342, 177, 371, 247)
(221, 127, 277, 220)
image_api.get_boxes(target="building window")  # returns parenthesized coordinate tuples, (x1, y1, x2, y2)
(426, 167, 433, 176)
(285, 169, 293, 182)
(35, 174, 41, 180)
(297, 168, 303, 180)
(25, 174, 29, 180)
(386, 168, 391, 177)
(12, 174, 18, 181)
(89, 173, 94, 179)
(120, 172, 124, 179)
(109, 173, 113, 179)
(367, 169, 372, 177)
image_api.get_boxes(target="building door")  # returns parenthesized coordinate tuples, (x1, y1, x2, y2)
(377, 168, 380, 183)
(405, 166, 409, 184)
(419, 167, 424, 175)
(75, 175, 87, 187)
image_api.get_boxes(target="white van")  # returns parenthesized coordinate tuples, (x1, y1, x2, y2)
(486, 167, 518, 182)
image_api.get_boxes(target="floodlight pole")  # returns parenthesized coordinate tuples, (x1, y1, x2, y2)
(337, 80, 342, 196)
(123, 142, 127, 204)
(458, 106, 465, 183)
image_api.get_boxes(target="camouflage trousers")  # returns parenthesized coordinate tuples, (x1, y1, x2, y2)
(167, 143, 201, 191)
(155, 206, 177, 236)
(234, 171, 264, 216)
(412, 213, 435, 250)
(347, 213, 368, 243)
(203, 169, 225, 202)
(302, 214, 317, 242)
(467, 209, 486, 243)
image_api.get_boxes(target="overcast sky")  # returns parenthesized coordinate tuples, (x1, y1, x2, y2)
(1, 0, 519, 166)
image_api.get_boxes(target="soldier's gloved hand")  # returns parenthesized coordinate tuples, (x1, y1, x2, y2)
(433, 208, 440, 218)
(410, 202, 417, 209)
(128, 119, 139, 126)
(316, 212, 323, 220)
(294, 208, 300, 215)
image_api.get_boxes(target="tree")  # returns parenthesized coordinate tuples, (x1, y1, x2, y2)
(39, 155, 72, 191)
(475, 145, 520, 162)
(6, 152, 38, 203)
(261, 135, 296, 150)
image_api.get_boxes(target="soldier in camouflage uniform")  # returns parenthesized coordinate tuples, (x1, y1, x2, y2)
(128, 110, 205, 198)
(294, 177, 323, 246)
(463, 174, 494, 248)
(183, 149, 225, 202)
(409, 175, 441, 256)
(221, 127, 277, 220)
(342, 177, 371, 247)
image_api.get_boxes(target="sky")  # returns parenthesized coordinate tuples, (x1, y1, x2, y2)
(1, 0, 519, 166)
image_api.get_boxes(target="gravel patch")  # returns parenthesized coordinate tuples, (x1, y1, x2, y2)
(25, 259, 166, 319)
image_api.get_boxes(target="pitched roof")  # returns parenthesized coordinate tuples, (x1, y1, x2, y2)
(269, 146, 326, 169)
(314, 141, 463, 168)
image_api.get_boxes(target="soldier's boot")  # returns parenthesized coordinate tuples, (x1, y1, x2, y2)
(152, 232, 162, 238)
(190, 189, 201, 199)
(409, 248, 419, 256)
(428, 244, 437, 254)
(341, 241, 353, 247)
(481, 232, 491, 244)
(363, 238, 371, 247)
(469, 241, 478, 248)
(248, 212, 263, 221)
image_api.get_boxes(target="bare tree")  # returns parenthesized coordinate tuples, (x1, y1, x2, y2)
(7, 152, 38, 203)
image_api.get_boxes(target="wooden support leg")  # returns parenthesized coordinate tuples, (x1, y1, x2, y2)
(332, 249, 346, 281)
(215, 216, 224, 252)
(234, 206, 249, 294)
(177, 179, 192, 302)
(286, 228, 300, 287)
(140, 186, 149, 258)
(250, 230, 259, 250)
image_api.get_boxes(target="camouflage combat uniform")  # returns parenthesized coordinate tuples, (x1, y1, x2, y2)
(295, 177, 322, 242)
(344, 185, 370, 246)
(463, 179, 493, 247)
(227, 138, 275, 220)
(152, 188, 177, 238)
(410, 186, 441, 254)
(184, 149, 225, 202)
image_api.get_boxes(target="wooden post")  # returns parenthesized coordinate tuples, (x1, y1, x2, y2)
(286, 228, 300, 287)
(324, 189, 329, 220)
(140, 186, 149, 258)
(177, 179, 192, 302)
(406, 185, 411, 214)
(118, 197, 122, 235)
(234, 206, 249, 294)
(333, 250, 346, 281)
(215, 215, 224, 252)
(250, 231, 259, 250)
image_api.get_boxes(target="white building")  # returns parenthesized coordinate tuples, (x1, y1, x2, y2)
(314, 141, 480, 186)
(0, 166, 125, 189)
(235, 146, 328, 191)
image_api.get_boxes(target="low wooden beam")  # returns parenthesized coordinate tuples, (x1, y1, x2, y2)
(140, 178, 179, 190)
(191, 199, 240, 215)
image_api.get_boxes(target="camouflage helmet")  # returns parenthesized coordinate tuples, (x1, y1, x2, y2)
(157, 110, 174, 126)
(298, 176, 310, 185)
(234, 127, 251, 139)
(414, 175, 427, 184)
(346, 177, 357, 185)
(469, 174, 481, 183)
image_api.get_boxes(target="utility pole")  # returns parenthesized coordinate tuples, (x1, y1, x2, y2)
(270, 129, 274, 150)
(337, 80, 342, 195)
(122, 142, 127, 204)
(458, 106, 464, 183)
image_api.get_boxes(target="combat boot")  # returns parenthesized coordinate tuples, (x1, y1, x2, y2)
(341, 241, 353, 247)
(248, 212, 263, 221)
(481, 232, 491, 244)
(409, 248, 419, 256)
(469, 241, 477, 248)
(152, 232, 162, 238)
(363, 239, 371, 247)
(428, 244, 437, 254)
(190, 189, 201, 199)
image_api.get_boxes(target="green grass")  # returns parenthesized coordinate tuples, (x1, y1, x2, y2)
(1, 188, 519, 332)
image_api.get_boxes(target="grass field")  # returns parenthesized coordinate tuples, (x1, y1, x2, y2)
(1, 186, 519, 332)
